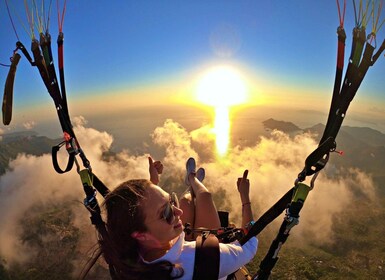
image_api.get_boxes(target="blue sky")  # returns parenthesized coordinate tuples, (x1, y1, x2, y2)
(0, 1, 384, 130)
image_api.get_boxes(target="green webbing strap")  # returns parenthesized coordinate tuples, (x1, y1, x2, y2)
(351, 27, 366, 66)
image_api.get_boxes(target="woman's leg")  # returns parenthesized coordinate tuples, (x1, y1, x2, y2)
(179, 189, 195, 241)
(189, 174, 221, 229)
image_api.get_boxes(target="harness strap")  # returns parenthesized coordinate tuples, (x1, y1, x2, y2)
(91, 173, 110, 197)
(57, 32, 70, 118)
(193, 233, 220, 280)
(79, 169, 105, 226)
(240, 187, 294, 246)
(52, 143, 75, 174)
(2, 53, 21, 125)
(252, 183, 311, 280)
(15, 41, 34, 65)
(321, 26, 346, 145)
(372, 39, 385, 63)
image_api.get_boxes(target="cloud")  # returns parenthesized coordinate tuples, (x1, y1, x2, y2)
(0, 118, 378, 269)
(151, 123, 377, 246)
(151, 119, 199, 172)
(22, 120, 36, 130)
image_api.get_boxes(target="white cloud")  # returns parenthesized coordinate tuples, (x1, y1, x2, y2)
(22, 121, 36, 130)
(0, 118, 377, 267)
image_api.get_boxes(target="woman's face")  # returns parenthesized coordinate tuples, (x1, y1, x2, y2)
(141, 184, 184, 245)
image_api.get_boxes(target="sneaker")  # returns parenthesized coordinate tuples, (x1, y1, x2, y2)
(196, 167, 205, 182)
(185, 157, 196, 186)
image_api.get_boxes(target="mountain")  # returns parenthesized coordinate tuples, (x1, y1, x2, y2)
(0, 131, 60, 175)
(340, 126, 385, 147)
(264, 119, 385, 188)
(262, 118, 302, 133)
(305, 123, 385, 148)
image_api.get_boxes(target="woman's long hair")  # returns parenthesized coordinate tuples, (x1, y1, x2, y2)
(96, 179, 183, 280)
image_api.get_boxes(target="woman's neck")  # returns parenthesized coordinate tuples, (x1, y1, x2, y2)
(140, 246, 169, 262)
(139, 240, 172, 262)
(139, 236, 179, 262)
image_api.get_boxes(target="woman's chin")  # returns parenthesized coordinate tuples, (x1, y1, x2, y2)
(173, 220, 183, 235)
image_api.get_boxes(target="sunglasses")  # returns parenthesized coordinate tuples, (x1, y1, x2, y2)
(162, 192, 179, 225)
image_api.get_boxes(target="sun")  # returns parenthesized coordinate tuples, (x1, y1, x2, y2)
(196, 66, 247, 107)
(196, 65, 248, 155)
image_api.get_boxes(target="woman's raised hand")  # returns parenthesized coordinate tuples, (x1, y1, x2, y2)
(148, 156, 163, 185)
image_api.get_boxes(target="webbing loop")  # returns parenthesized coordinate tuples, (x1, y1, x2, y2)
(51, 140, 75, 174)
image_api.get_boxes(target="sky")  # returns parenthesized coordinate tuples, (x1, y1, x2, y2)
(0, 0, 385, 145)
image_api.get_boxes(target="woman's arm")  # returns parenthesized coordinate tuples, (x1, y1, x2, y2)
(218, 237, 258, 278)
(237, 170, 254, 230)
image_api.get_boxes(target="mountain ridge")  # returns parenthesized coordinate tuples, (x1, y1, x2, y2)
(1, 119, 384, 178)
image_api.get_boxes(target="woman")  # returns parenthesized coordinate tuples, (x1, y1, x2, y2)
(98, 159, 258, 280)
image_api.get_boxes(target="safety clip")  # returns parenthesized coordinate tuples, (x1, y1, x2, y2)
(284, 208, 300, 233)
(83, 190, 97, 211)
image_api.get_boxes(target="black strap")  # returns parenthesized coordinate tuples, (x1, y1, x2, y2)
(92, 173, 110, 197)
(372, 39, 385, 63)
(193, 233, 220, 280)
(252, 193, 306, 280)
(321, 27, 346, 145)
(52, 143, 75, 174)
(16, 41, 34, 65)
(240, 187, 294, 246)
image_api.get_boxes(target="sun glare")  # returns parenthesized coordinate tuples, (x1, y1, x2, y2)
(196, 66, 248, 156)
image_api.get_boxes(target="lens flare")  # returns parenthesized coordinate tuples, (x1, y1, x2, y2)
(196, 65, 247, 156)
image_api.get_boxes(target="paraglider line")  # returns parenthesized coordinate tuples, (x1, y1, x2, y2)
(337, 0, 346, 28)
(57, 0, 67, 33)
(4, 0, 20, 41)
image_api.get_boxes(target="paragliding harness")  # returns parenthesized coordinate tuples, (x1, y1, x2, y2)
(193, 232, 220, 280)
(234, 1, 385, 279)
(185, 211, 252, 280)
(1, 2, 115, 276)
(1, 0, 111, 255)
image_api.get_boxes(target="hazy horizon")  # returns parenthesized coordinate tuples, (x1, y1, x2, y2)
(2, 101, 385, 163)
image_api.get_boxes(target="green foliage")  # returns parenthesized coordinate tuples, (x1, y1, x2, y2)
(245, 197, 385, 279)
(0, 259, 10, 280)
(2, 203, 80, 279)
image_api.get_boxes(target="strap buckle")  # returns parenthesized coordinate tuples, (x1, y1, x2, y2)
(83, 190, 97, 211)
(63, 131, 79, 154)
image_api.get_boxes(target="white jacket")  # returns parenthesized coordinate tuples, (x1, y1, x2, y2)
(144, 232, 258, 280)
